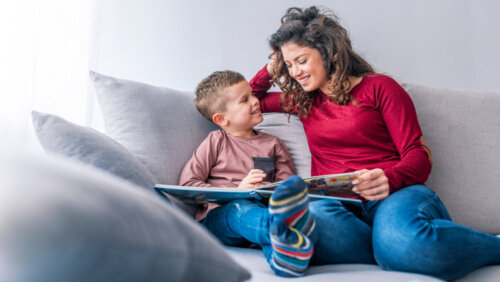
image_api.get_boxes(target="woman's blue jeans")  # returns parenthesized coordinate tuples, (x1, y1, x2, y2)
(202, 185, 500, 280)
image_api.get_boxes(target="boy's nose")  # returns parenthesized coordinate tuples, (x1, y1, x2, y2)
(251, 95, 259, 105)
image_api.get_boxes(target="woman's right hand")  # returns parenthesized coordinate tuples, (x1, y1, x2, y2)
(352, 169, 390, 201)
(238, 169, 267, 189)
(266, 52, 278, 77)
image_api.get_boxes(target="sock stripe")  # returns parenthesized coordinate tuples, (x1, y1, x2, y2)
(304, 220, 316, 237)
(271, 244, 313, 259)
(288, 209, 310, 230)
(269, 187, 307, 206)
(271, 237, 312, 253)
(269, 195, 308, 214)
(301, 215, 315, 234)
(274, 251, 311, 266)
(274, 253, 310, 270)
(285, 206, 307, 226)
(271, 260, 303, 277)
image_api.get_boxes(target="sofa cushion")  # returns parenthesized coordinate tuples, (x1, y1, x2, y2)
(225, 247, 443, 281)
(31, 111, 156, 189)
(0, 151, 251, 282)
(90, 71, 218, 185)
(255, 113, 311, 177)
(404, 83, 500, 234)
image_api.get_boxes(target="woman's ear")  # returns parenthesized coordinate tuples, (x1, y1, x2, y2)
(212, 113, 228, 127)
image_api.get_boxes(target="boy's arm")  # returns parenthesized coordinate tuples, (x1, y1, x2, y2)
(178, 133, 219, 187)
(273, 139, 297, 182)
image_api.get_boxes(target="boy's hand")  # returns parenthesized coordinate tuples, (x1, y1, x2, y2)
(352, 169, 390, 201)
(238, 169, 267, 189)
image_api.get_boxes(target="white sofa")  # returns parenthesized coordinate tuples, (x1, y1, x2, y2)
(4, 72, 497, 281)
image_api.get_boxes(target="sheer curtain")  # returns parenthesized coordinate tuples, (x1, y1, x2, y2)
(0, 0, 102, 150)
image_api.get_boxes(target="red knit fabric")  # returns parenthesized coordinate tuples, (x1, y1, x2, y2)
(250, 66, 431, 194)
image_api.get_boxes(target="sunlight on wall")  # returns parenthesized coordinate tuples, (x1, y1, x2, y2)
(0, 0, 102, 149)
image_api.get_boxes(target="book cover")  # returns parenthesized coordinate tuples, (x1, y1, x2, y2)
(154, 172, 361, 205)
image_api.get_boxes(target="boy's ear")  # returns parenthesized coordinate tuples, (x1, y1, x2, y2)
(212, 113, 228, 127)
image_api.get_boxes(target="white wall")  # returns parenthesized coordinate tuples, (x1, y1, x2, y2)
(97, 0, 500, 92)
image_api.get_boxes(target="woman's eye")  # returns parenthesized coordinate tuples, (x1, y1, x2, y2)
(299, 60, 306, 64)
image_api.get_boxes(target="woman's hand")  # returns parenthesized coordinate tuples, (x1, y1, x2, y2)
(238, 169, 267, 189)
(352, 169, 390, 201)
(266, 52, 278, 77)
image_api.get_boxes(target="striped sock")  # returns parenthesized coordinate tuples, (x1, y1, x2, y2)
(269, 175, 316, 236)
(269, 219, 313, 277)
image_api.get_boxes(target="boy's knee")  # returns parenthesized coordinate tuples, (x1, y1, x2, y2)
(225, 199, 259, 215)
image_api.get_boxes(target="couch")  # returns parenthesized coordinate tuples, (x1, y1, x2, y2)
(2, 71, 498, 281)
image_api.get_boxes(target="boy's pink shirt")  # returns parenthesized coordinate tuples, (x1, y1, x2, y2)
(179, 129, 296, 220)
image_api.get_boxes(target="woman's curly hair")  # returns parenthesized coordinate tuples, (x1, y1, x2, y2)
(269, 6, 374, 118)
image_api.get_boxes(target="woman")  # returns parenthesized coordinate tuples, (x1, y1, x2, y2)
(250, 6, 500, 280)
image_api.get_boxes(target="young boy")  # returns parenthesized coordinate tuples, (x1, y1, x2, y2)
(179, 70, 317, 277)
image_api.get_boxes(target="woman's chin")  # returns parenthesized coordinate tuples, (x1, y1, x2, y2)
(301, 85, 314, 92)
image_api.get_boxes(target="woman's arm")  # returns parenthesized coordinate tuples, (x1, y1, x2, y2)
(354, 76, 432, 201)
(249, 65, 285, 113)
(378, 78, 432, 192)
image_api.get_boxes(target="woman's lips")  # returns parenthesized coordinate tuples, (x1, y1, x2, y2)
(298, 75, 310, 86)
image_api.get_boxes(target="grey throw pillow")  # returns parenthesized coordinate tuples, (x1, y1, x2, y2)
(31, 111, 156, 189)
(90, 71, 218, 185)
(0, 151, 251, 282)
(256, 113, 311, 177)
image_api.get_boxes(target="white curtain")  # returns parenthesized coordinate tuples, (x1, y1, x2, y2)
(0, 0, 102, 150)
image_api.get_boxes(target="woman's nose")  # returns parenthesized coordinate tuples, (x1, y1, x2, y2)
(290, 64, 301, 78)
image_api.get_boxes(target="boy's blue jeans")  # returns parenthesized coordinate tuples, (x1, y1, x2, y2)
(202, 185, 500, 280)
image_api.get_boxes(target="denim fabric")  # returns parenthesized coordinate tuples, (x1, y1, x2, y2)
(203, 185, 500, 280)
(202, 200, 274, 262)
(369, 185, 500, 280)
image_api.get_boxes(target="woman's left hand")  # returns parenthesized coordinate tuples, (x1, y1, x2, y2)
(352, 168, 390, 201)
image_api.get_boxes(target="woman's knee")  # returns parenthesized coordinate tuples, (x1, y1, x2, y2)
(371, 185, 453, 275)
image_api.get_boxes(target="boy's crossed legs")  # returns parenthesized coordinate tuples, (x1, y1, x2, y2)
(202, 175, 317, 277)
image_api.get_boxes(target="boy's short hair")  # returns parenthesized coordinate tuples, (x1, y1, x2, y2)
(195, 70, 246, 122)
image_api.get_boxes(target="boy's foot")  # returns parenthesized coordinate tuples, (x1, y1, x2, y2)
(270, 219, 313, 277)
(269, 175, 315, 236)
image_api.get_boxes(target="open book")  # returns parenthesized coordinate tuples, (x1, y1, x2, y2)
(154, 172, 361, 206)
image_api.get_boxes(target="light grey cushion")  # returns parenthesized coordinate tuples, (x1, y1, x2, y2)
(227, 246, 500, 281)
(90, 71, 218, 185)
(0, 151, 251, 282)
(255, 113, 311, 177)
(31, 111, 156, 189)
(225, 247, 443, 281)
(404, 83, 500, 234)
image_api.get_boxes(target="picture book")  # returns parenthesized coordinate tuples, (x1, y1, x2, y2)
(154, 172, 361, 205)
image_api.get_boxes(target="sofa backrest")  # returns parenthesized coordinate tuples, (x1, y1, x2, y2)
(90, 72, 499, 234)
(403, 83, 500, 234)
